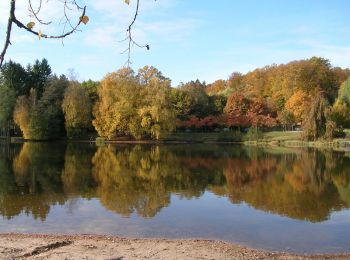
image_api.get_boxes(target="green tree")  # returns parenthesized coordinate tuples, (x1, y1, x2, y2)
(26, 59, 52, 98)
(180, 80, 210, 118)
(338, 77, 350, 107)
(0, 60, 28, 96)
(170, 88, 193, 120)
(208, 95, 227, 115)
(29, 76, 68, 140)
(81, 79, 99, 103)
(330, 100, 350, 129)
(0, 86, 16, 136)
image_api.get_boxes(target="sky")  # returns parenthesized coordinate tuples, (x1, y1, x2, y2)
(1, 0, 350, 86)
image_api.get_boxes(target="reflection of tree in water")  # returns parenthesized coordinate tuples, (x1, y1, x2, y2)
(0, 143, 20, 216)
(61, 143, 96, 197)
(91, 145, 225, 217)
(1, 143, 350, 222)
(331, 153, 350, 206)
(92, 146, 171, 217)
(0, 143, 66, 220)
(218, 148, 348, 222)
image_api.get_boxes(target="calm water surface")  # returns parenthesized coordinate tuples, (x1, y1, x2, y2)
(0, 142, 350, 253)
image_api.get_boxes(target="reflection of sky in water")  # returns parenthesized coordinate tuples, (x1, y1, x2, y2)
(1, 193, 350, 253)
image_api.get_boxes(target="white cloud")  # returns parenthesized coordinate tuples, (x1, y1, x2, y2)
(297, 40, 350, 68)
(83, 25, 126, 51)
(137, 18, 202, 43)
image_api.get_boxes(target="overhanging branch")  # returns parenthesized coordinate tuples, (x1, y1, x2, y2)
(0, 0, 15, 68)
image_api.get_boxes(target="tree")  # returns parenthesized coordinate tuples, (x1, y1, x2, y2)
(62, 82, 92, 138)
(327, 76, 350, 131)
(302, 92, 330, 141)
(13, 89, 37, 139)
(179, 80, 210, 118)
(137, 65, 169, 85)
(81, 80, 99, 103)
(205, 80, 227, 95)
(138, 67, 176, 140)
(26, 59, 52, 98)
(0, 60, 28, 96)
(338, 77, 350, 107)
(208, 95, 227, 115)
(93, 67, 175, 140)
(224, 92, 250, 128)
(93, 68, 141, 139)
(277, 109, 295, 131)
(0, 86, 16, 136)
(247, 98, 276, 128)
(330, 100, 350, 129)
(171, 88, 193, 120)
(285, 90, 310, 124)
(0, 0, 147, 68)
(299, 57, 336, 100)
(29, 76, 68, 140)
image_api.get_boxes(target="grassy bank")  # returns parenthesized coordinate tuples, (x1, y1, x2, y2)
(165, 132, 243, 143)
(243, 131, 350, 148)
(166, 131, 350, 149)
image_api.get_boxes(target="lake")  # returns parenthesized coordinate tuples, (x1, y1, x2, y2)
(0, 142, 350, 253)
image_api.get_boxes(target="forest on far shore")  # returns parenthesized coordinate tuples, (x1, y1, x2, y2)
(1, 56, 350, 141)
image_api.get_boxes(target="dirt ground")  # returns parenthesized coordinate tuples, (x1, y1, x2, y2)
(0, 233, 349, 260)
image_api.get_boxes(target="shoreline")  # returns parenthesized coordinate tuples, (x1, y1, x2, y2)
(4, 131, 350, 150)
(1, 233, 350, 259)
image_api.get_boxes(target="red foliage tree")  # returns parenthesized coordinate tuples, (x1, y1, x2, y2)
(224, 93, 250, 128)
(225, 93, 277, 128)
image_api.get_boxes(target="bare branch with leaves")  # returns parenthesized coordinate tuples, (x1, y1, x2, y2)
(122, 0, 150, 67)
(0, 0, 149, 68)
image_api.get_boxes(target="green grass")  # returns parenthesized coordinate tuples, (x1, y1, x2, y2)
(166, 132, 243, 142)
(162, 130, 350, 148)
(261, 131, 302, 141)
(243, 130, 350, 149)
(344, 129, 350, 138)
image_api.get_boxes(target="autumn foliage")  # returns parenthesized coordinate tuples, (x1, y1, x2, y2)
(1, 57, 350, 140)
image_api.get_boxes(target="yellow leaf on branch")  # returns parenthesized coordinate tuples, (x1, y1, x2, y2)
(80, 16, 89, 25)
(27, 22, 35, 30)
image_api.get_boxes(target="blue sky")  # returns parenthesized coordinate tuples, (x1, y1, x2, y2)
(1, 0, 350, 86)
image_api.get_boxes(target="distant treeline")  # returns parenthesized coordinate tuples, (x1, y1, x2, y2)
(0, 57, 350, 141)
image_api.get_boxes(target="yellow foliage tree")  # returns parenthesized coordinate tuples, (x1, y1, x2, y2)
(62, 82, 92, 138)
(93, 68, 141, 139)
(285, 90, 311, 123)
(13, 89, 36, 139)
(93, 67, 175, 140)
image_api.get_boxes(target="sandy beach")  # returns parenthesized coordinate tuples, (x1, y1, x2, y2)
(0, 233, 349, 260)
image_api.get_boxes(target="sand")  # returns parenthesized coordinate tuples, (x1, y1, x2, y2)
(0, 233, 349, 260)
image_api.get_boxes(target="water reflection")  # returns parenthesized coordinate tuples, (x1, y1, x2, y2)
(0, 143, 350, 222)
(1, 143, 66, 220)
